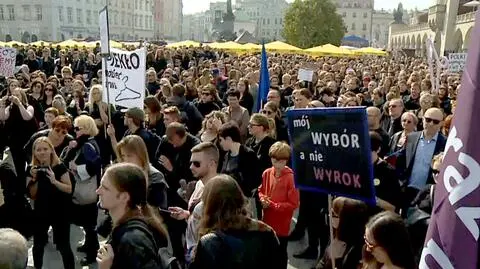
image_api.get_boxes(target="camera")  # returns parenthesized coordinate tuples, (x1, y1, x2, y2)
(34, 166, 50, 178)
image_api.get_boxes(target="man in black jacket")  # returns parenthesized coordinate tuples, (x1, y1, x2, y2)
(168, 84, 204, 135)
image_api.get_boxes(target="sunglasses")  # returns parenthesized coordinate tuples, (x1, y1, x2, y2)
(45, 88, 53, 92)
(190, 161, 201, 168)
(425, 117, 441, 125)
(262, 110, 274, 115)
(432, 168, 440, 176)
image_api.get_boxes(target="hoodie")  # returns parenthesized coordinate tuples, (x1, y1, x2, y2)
(258, 166, 299, 236)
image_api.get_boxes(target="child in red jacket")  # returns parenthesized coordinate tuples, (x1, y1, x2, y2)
(258, 141, 300, 268)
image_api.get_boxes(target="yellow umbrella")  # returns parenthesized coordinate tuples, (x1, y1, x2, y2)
(264, 41, 302, 53)
(166, 40, 201, 48)
(242, 43, 261, 51)
(6, 41, 27, 47)
(30, 40, 51, 47)
(305, 44, 353, 56)
(355, 47, 387, 56)
(0, 41, 5, 47)
(56, 39, 83, 48)
(209, 41, 245, 51)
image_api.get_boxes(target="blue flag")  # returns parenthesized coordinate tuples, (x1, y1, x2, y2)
(255, 42, 270, 112)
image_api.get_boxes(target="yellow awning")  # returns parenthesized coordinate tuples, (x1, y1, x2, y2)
(242, 43, 261, 51)
(208, 41, 245, 50)
(30, 40, 51, 46)
(305, 44, 353, 56)
(354, 47, 387, 56)
(6, 41, 27, 47)
(56, 39, 83, 48)
(264, 41, 302, 52)
(166, 40, 201, 48)
(85, 40, 123, 49)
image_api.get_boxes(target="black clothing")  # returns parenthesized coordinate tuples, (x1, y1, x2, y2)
(240, 91, 254, 115)
(373, 159, 402, 212)
(148, 165, 169, 210)
(25, 58, 40, 73)
(24, 129, 74, 164)
(40, 57, 55, 77)
(245, 136, 276, 178)
(381, 116, 402, 138)
(195, 101, 221, 117)
(147, 81, 161, 95)
(108, 218, 168, 269)
(403, 96, 420, 111)
(221, 145, 260, 196)
(169, 96, 204, 135)
(373, 127, 390, 157)
(125, 127, 161, 163)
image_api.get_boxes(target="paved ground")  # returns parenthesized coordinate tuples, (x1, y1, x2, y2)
(27, 212, 317, 269)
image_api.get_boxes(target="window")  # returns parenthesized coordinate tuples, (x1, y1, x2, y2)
(67, 7, 73, 23)
(140, 15, 143, 27)
(0, 6, 4, 21)
(363, 12, 367, 18)
(86, 10, 91, 24)
(135, 0, 138, 9)
(7, 5, 14, 20)
(77, 8, 82, 23)
(58, 7, 63, 21)
(342, 12, 346, 17)
(267, 18, 270, 24)
(352, 12, 356, 18)
(275, 18, 277, 24)
(363, 23, 367, 30)
(23, 5, 31, 20)
(263, 18, 265, 24)
(121, 11, 125, 25)
(145, 16, 148, 29)
(35, 5, 42, 21)
(114, 12, 118, 25)
(351, 23, 355, 30)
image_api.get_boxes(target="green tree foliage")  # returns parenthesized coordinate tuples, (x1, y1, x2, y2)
(282, 0, 345, 49)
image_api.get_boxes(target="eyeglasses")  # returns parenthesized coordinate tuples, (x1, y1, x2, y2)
(425, 117, 441, 125)
(45, 88, 53, 92)
(364, 235, 378, 250)
(190, 161, 201, 168)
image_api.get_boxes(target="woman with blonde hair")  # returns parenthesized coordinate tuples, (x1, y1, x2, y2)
(26, 137, 74, 269)
(85, 85, 115, 167)
(190, 174, 282, 268)
(62, 115, 102, 265)
(116, 135, 168, 210)
(262, 101, 288, 142)
(198, 111, 227, 143)
(389, 112, 418, 154)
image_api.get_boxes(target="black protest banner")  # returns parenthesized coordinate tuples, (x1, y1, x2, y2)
(287, 107, 375, 204)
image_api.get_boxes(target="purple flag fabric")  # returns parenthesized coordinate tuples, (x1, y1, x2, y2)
(419, 11, 480, 269)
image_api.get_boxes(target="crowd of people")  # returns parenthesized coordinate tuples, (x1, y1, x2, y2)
(0, 42, 458, 269)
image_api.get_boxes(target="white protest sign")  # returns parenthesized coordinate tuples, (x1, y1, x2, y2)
(102, 47, 146, 109)
(99, 6, 110, 55)
(298, 68, 314, 82)
(0, 48, 17, 77)
(448, 53, 467, 73)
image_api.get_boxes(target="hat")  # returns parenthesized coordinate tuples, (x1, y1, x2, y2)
(125, 107, 145, 123)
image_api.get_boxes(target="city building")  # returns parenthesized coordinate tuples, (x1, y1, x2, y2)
(389, 0, 475, 56)
(182, 12, 207, 41)
(153, 0, 182, 41)
(0, 0, 155, 43)
(371, 10, 393, 48)
(109, 0, 155, 41)
(335, 0, 374, 41)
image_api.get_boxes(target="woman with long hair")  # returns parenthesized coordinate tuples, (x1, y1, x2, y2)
(28, 79, 46, 125)
(190, 174, 282, 268)
(198, 111, 227, 143)
(144, 96, 165, 136)
(362, 211, 415, 269)
(117, 135, 168, 210)
(96, 163, 169, 269)
(43, 82, 58, 109)
(262, 101, 289, 142)
(315, 197, 371, 269)
(26, 137, 74, 269)
(238, 78, 254, 114)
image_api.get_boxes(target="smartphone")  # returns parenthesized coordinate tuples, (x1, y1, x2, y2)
(159, 208, 175, 214)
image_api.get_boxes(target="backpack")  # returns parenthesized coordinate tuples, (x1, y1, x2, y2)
(126, 219, 180, 269)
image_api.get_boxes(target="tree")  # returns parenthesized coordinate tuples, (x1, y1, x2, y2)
(282, 0, 345, 49)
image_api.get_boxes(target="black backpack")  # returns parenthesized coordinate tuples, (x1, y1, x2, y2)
(125, 219, 180, 269)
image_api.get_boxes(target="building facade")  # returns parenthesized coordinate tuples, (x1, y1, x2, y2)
(371, 10, 393, 48)
(0, 0, 155, 42)
(389, 0, 475, 56)
(335, 0, 374, 41)
(153, 0, 182, 41)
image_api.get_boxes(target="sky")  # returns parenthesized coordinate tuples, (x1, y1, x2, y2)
(182, 0, 435, 15)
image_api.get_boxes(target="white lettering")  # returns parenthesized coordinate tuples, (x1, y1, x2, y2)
(455, 207, 480, 240)
(445, 152, 480, 204)
(419, 239, 454, 269)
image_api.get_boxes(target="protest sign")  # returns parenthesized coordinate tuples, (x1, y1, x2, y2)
(102, 47, 146, 109)
(0, 48, 17, 77)
(287, 107, 375, 204)
(298, 68, 314, 82)
(99, 6, 110, 55)
(448, 53, 467, 73)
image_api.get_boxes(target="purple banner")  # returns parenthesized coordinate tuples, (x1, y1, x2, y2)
(419, 10, 480, 269)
